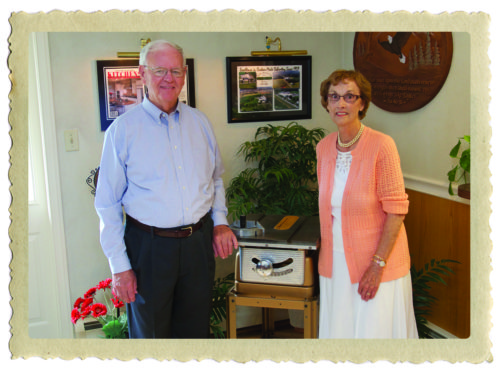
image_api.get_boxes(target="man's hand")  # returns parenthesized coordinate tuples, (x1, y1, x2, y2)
(213, 225, 238, 259)
(112, 269, 137, 304)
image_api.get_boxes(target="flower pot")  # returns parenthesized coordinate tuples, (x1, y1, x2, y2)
(458, 183, 470, 200)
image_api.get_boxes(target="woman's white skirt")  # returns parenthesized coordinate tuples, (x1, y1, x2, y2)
(319, 251, 419, 339)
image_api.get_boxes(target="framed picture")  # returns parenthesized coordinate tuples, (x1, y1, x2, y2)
(96, 59, 143, 131)
(182, 58, 196, 108)
(96, 58, 196, 131)
(226, 56, 312, 123)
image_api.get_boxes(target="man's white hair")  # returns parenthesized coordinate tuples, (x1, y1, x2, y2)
(139, 40, 185, 66)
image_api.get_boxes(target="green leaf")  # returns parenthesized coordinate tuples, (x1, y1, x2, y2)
(411, 258, 461, 338)
(447, 136, 470, 196)
(427, 272, 447, 285)
(432, 267, 452, 277)
(449, 139, 462, 158)
(447, 165, 458, 182)
(102, 319, 127, 339)
(437, 265, 454, 274)
(460, 149, 471, 173)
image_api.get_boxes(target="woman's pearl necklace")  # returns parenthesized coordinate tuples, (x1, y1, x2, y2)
(338, 124, 365, 148)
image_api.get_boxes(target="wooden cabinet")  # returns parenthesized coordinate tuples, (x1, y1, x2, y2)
(405, 189, 470, 338)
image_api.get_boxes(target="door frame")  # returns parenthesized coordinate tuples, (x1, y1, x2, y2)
(30, 32, 72, 338)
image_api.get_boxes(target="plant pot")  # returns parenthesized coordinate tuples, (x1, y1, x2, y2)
(458, 183, 470, 200)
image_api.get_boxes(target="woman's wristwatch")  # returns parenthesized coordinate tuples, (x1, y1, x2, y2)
(372, 254, 386, 268)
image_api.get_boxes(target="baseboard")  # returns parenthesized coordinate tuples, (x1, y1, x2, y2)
(425, 321, 459, 339)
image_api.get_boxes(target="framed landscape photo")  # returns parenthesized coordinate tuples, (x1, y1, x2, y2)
(226, 56, 312, 123)
(96, 58, 196, 131)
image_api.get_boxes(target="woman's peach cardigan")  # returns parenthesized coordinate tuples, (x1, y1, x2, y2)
(316, 126, 411, 283)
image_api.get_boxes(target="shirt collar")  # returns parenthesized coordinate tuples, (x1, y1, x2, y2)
(142, 97, 182, 122)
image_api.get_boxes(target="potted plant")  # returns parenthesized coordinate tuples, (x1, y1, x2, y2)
(447, 135, 470, 199)
(210, 273, 235, 338)
(410, 259, 459, 338)
(71, 278, 128, 339)
(226, 122, 325, 221)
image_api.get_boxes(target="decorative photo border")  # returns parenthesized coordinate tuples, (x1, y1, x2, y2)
(226, 56, 312, 123)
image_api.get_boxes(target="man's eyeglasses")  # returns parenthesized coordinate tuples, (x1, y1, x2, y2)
(327, 93, 361, 103)
(146, 66, 185, 78)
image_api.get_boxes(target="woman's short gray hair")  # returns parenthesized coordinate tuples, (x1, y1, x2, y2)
(139, 40, 185, 66)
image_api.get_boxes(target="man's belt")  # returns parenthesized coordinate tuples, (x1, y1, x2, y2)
(126, 213, 209, 238)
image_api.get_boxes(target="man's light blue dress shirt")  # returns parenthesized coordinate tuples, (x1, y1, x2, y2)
(95, 98, 229, 274)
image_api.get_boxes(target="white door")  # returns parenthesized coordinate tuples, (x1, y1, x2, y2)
(28, 33, 72, 338)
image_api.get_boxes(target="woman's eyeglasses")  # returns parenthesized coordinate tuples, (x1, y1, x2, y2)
(327, 93, 360, 103)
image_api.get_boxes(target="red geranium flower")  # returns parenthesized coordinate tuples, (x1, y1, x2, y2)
(91, 303, 107, 318)
(73, 297, 85, 309)
(97, 278, 112, 290)
(111, 297, 125, 309)
(84, 287, 97, 298)
(81, 306, 92, 319)
(71, 308, 81, 324)
(81, 297, 93, 310)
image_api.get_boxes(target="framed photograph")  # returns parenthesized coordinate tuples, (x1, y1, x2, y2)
(96, 59, 143, 131)
(96, 58, 196, 131)
(181, 58, 196, 108)
(226, 56, 312, 123)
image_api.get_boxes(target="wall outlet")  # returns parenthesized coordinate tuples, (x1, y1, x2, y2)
(64, 129, 79, 151)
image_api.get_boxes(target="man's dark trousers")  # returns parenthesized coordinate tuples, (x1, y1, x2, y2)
(124, 215, 215, 338)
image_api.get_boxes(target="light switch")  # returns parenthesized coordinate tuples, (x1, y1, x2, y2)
(64, 129, 79, 151)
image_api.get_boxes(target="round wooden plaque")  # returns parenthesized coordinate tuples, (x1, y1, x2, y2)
(353, 32, 453, 113)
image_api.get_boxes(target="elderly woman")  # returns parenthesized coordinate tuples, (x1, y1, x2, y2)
(316, 70, 418, 339)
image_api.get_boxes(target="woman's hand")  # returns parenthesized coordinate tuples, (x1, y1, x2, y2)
(357, 213, 405, 301)
(357, 262, 384, 301)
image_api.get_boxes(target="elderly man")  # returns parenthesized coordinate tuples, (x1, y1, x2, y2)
(95, 40, 238, 338)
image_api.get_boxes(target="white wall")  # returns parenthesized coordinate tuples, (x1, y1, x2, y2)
(45, 31, 469, 305)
